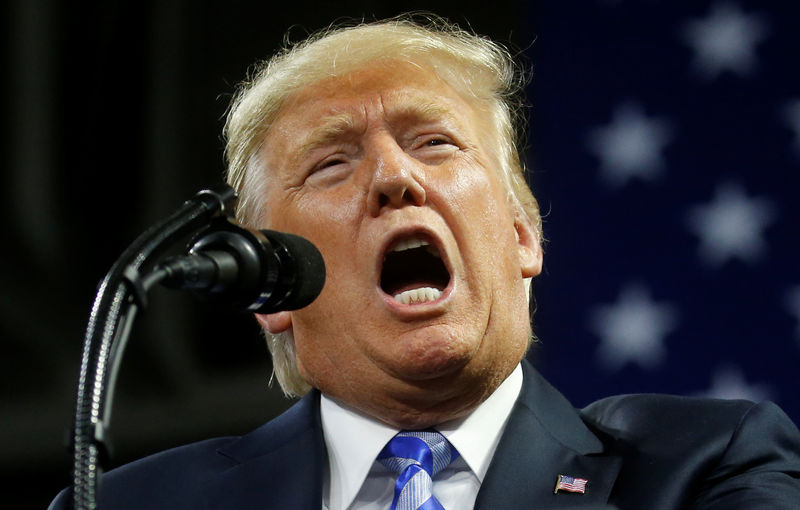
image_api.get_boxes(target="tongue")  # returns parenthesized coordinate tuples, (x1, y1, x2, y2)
(394, 286, 443, 305)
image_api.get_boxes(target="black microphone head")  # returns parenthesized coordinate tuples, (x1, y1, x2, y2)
(260, 230, 326, 312)
(172, 220, 326, 313)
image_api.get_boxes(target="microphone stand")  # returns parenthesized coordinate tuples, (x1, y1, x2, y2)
(70, 187, 236, 510)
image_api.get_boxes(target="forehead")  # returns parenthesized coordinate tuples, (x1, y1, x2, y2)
(267, 62, 482, 146)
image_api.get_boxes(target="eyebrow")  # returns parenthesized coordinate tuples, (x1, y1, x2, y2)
(391, 100, 455, 125)
(295, 99, 461, 160)
(296, 113, 360, 159)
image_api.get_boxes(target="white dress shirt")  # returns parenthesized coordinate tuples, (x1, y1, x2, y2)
(320, 364, 523, 510)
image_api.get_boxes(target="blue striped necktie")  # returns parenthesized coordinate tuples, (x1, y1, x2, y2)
(377, 430, 459, 510)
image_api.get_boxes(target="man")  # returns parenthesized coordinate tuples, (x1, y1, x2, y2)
(51, 16, 800, 509)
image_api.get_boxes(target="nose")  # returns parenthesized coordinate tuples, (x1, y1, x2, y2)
(366, 138, 426, 216)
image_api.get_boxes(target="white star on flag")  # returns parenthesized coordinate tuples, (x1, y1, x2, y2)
(590, 284, 679, 370)
(698, 366, 772, 402)
(783, 99, 800, 155)
(686, 182, 776, 267)
(587, 102, 672, 187)
(785, 286, 800, 343)
(681, 2, 768, 79)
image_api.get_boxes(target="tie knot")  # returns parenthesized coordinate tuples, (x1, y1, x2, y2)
(378, 430, 459, 478)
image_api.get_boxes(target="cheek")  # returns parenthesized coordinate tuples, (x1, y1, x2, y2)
(442, 163, 487, 201)
(293, 337, 333, 389)
(263, 186, 365, 275)
(302, 186, 361, 220)
(291, 305, 340, 372)
(440, 166, 517, 247)
(286, 187, 363, 239)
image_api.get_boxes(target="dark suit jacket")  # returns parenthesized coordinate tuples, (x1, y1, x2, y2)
(50, 361, 800, 509)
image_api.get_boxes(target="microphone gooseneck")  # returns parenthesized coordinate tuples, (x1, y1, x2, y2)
(71, 186, 326, 510)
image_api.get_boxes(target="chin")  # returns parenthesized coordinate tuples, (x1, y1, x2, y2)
(388, 332, 477, 381)
(399, 355, 471, 382)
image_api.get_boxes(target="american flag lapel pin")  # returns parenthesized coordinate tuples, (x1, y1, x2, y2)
(554, 474, 588, 494)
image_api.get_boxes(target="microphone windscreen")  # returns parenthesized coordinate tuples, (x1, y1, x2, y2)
(262, 230, 326, 311)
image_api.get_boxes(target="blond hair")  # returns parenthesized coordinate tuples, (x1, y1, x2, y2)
(224, 15, 540, 397)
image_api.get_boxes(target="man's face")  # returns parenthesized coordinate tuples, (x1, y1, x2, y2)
(256, 62, 541, 427)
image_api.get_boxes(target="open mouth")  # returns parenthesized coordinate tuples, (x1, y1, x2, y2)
(380, 235, 451, 305)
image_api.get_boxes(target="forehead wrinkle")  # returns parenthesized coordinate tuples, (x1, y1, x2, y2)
(297, 112, 360, 158)
(386, 95, 459, 127)
(290, 84, 470, 166)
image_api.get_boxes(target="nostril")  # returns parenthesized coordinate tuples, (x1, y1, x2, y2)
(402, 189, 418, 205)
(378, 194, 390, 208)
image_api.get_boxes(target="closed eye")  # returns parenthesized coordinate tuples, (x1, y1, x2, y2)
(411, 135, 459, 164)
(420, 136, 455, 148)
(426, 138, 448, 146)
(309, 152, 351, 175)
(305, 154, 352, 187)
(319, 158, 346, 169)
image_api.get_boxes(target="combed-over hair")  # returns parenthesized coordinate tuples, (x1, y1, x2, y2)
(224, 15, 540, 397)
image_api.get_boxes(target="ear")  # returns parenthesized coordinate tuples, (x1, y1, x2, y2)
(514, 213, 543, 278)
(255, 311, 293, 334)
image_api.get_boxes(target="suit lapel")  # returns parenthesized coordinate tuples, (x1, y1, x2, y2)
(193, 363, 621, 509)
(201, 391, 327, 510)
(475, 362, 621, 509)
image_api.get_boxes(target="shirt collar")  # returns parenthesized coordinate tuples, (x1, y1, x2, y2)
(437, 363, 523, 480)
(320, 363, 523, 510)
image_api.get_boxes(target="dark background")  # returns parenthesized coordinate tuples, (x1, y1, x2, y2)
(1, 2, 534, 507)
(3, 1, 799, 508)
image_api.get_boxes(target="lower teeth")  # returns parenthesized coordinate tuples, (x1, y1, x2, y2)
(394, 287, 443, 305)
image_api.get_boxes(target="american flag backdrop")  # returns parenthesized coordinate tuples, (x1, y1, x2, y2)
(528, 1, 800, 425)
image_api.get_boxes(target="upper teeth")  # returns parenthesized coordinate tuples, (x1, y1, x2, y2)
(390, 238, 441, 257)
(392, 238, 428, 252)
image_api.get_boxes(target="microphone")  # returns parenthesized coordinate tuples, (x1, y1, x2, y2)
(158, 221, 325, 313)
